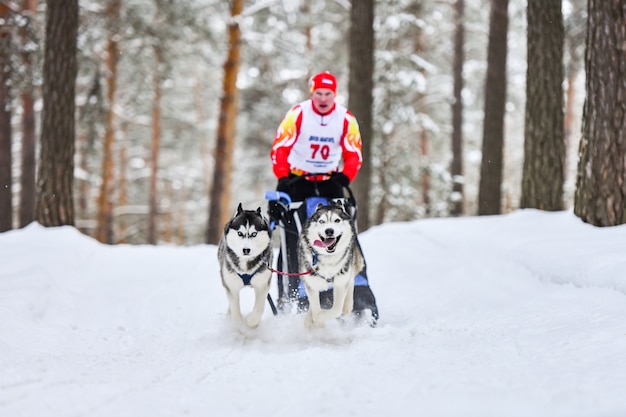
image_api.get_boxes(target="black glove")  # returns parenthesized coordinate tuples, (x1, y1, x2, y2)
(277, 177, 291, 194)
(333, 172, 350, 187)
(268, 201, 285, 222)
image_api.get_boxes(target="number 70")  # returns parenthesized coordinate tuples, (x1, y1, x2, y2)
(310, 144, 330, 160)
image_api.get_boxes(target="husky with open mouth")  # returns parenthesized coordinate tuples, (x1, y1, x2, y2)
(297, 200, 364, 327)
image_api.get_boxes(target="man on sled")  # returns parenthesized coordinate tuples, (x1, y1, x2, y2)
(267, 71, 379, 325)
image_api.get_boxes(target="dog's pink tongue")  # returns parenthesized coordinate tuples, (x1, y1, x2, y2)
(314, 238, 336, 248)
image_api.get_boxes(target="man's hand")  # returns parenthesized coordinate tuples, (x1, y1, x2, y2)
(268, 201, 285, 222)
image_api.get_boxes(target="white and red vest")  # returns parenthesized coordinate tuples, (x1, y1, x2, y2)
(270, 100, 362, 181)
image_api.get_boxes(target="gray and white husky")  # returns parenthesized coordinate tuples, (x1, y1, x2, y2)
(218, 203, 272, 328)
(298, 201, 364, 328)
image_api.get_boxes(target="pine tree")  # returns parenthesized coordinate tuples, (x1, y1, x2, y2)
(0, 4, 13, 232)
(349, 0, 375, 231)
(19, 0, 38, 228)
(206, 0, 243, 244)
(520, 0, 565, 211)
(36, 0, 79, 226)
(574, 0, 626, 226)
(478, 0, 509, 215)
(450, 0, 465, 216)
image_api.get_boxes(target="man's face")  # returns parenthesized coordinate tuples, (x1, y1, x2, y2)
(311, 88, 336, 114)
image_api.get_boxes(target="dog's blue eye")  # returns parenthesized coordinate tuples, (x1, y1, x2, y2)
(250, 232, 257, 237)
(334, 218, 340, 223)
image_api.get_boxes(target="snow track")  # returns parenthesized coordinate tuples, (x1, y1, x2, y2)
(1, 211, 625, 417)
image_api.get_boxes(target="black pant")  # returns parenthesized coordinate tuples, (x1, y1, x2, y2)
(282, 175, 344, 202)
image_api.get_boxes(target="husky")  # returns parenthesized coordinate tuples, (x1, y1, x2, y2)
(298, 201, 364, 328)
(218, 203, 272, 328)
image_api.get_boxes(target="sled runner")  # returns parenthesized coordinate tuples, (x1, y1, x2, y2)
(265, 173, 379, 324)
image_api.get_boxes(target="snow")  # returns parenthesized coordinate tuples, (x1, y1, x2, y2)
(1, 209, 625, 417)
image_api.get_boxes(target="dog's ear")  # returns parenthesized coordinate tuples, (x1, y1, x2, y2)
(341, 200, 348, 214)
(316, 202, 324, 211)
(236, 203, 243, 215)
(336, 199, 352, 217)
(332, 199, 347, 214)
(256, 207, 270, 225)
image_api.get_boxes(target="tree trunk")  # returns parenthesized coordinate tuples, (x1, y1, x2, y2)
(574, 0, 626, 226)
(19, 0, 37, 228)
(117, 126, 128, 243)
(348, 0, 374, 231)
(76, 72, 101, 227)
(96, 0, 120, 243)
(420, 129, 430, 214)
(563, 69, 579, 180)
(206, 0, 243, 244)
(77, 132, 88, 218)
(176, 187, 188, 245)
(148, 45, 162, 245)
(35, 0, 78, 227)
(520, 0, 565, 211)
(413, 8, 430, 216)
(0, 4, 12, 232)
(563, 0, 585, 186)
(478, 0, 509, 215)
(450, 0, 465, 216)
(374, 145, 389, 225)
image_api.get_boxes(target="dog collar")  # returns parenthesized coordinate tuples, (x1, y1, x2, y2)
(310, 252, 334, 283)
(311, 270, 333, 283)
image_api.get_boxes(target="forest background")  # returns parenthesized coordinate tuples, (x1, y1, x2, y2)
(1, 0, 619, 245)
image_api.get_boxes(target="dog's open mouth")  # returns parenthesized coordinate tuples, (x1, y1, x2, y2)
(313, 234, 341, 253)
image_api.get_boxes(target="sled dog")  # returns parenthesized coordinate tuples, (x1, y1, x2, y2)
(298, 201, 364, 327)
(218, 203, 272, 328)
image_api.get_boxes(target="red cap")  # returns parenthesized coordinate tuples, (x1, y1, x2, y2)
(309, 71, 337, 94)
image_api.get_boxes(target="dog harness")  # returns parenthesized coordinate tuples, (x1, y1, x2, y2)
(236, 262, 267, 286)
(237, 273, 254, 286)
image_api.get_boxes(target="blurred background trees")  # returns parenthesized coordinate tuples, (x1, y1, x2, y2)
(2, 0, 621, 244)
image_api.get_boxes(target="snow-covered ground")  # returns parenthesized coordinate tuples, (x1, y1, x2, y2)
(1, 209, 625, 417)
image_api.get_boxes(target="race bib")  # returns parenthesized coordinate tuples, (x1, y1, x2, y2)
(287, 101, 347, 174)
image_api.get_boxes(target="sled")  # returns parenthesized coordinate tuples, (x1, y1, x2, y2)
(265, 173, 378, 321)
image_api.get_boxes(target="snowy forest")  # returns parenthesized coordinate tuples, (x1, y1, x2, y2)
(0, 0, 624, 245)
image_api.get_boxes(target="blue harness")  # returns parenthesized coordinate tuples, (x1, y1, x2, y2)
(236, 260, 268, 286)
(237, 273, 254, 286)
